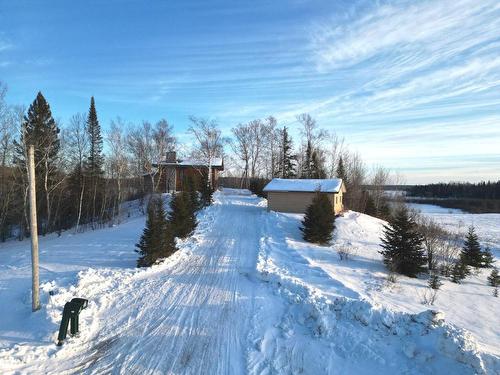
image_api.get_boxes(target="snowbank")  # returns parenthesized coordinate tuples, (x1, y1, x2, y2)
(251, 208, 499, 374)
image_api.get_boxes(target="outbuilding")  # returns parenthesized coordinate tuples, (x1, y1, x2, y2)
(263, 178, 346, 215)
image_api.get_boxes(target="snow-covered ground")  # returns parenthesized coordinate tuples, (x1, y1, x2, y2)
(408, 202, 500, 257)
(0, 190, 498, 374)
(0, 199, 146, 352)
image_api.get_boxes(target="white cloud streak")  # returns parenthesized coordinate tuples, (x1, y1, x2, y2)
(312, 0, 500, 72)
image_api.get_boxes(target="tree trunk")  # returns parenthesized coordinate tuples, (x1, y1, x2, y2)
(116, 175, 122, 224)
(91, 177, 97, 229)
(75, 176, 85, 233)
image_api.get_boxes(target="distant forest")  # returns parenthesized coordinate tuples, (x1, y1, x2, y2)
(408, 181, 500, 200)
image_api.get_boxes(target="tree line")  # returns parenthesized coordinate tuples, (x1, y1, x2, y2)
(1, 80, 393, 242)
(0, 84, 179, 241)
(228, 113, 395, 217)
(409, 181, 500, 200)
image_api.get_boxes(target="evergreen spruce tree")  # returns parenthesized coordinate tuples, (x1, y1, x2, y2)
(461, 226, 483, 268)
(301, 141, 312, 179)
(481, 247, 495, 268)
(280, 127, 296, 178)
(199, 171, 214, 207)
(310, 149, 326, 179)
(13, 92, 60, 233)
(84, 97, 104, 226)
(84, 97, 104, 177)
(377, 199, 392, 221)
(300, 190, 335, 245)
(168, 191, 197, 238)
(336, 157, 347, 182)
(451, 255, 470, 284)
(185, 175, 200, 212)
(488, 268, 499, 288)
(379, 206, 427, 277)
(136, 196, 176, 267)
(428, 273, 443, 290)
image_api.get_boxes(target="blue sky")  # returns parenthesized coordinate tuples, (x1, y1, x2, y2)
(1, 0, 499, 183)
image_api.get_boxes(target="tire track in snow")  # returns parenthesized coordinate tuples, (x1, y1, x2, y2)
(87, 193, 263, 375)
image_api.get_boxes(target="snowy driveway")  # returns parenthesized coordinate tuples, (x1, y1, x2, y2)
(73, 192, 265, 374)
(1, 191, 269, 374)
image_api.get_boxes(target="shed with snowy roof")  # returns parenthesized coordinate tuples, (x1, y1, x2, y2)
(263, 178, 346, 215)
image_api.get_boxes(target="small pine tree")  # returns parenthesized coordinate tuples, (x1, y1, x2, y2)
(428, 273, 443, 290)
(185, 175, 200, 212)
(451, 256, 470, 284)
(488, 268, 500, 288)
(136, 196, 176, 267)
(301, 141, 312, 179)
(300, 190, 335, 245)
(378, 201, 392, 221)
(488, 268, 499, 297)
(168, 191, 197, 238)
(199, 171, 214, 207)
(481, 247, 495, 268)
(379, 206, 427, 278)
(461, 226, 483, 268)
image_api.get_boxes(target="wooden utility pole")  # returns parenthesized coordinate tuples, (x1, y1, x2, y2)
(28, 144, 40, 311)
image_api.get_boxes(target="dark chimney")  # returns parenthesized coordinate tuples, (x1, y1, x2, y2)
(165, 151, 177, 163)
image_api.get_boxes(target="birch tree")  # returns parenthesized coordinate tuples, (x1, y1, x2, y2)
(231, 123, 251, 186)
(107, 119, 130, 223)
(188, 116, 224, 188)
(65, 113, 88, 232)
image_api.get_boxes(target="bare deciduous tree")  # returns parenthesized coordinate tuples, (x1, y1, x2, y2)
(342, 150, 367, 211)
(417, 216, 447, 271)
(64, 113, 88, 232)
(107, 119, 130, 223)
(188, 116, 224, 188)
(231, 123, 251, 186)
(326, 132, 344, 178)
(296, 113, 327, 148)
(262, 116, 281, 178)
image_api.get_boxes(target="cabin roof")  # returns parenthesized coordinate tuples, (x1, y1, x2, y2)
(263, 178, 344, 193)
(156, 158, 224, 169)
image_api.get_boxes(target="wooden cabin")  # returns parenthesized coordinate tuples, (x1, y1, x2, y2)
(144, 152, 224, 192)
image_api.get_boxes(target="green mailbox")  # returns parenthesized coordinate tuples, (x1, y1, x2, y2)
(57, 298, 88, 346)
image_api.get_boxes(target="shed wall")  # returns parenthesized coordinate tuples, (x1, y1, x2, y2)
(267, 191, 343, 214)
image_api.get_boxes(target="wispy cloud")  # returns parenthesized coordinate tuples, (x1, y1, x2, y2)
(0, 33, 12, 52)
(311, 0, 500, 72)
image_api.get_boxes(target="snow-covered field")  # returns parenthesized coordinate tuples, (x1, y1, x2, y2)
(408, 202, 500, 257)
(0, 190, 498, 374)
